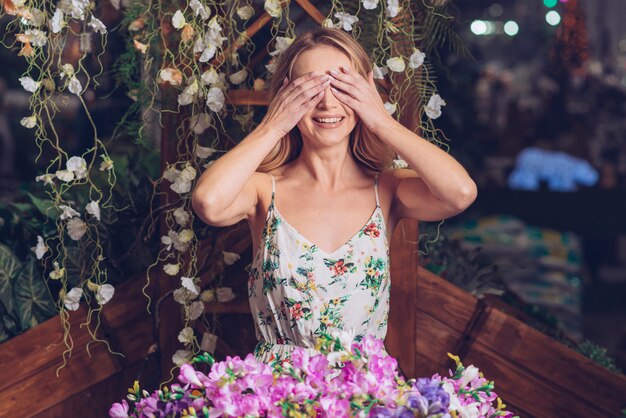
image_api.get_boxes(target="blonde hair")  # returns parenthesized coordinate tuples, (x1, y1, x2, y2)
(257, 27, 396, 173)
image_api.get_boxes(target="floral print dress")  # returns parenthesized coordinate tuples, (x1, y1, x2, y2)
(248, 173, 391, 366)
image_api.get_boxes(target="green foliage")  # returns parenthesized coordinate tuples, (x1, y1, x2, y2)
(13, 257, 57, 330)
(575, 339, 623, 374)
(0, 244, 21, 319)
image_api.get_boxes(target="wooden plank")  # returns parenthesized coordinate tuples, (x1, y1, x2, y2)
(417, 266, 478, 332)
(0, 341, 122, 417)
(386, 218, 419, 378)
(415, 310, 463, 374)
(205, 297, 251, 314)
(0, 304, 98, 392)
(475, 306, 626, 415)
(464, 343, 607, 418)
(101, 272, 153, 330)
(294, 0, 326, 24)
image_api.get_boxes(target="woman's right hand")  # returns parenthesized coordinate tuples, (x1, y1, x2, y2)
(260, 72, 332, 137)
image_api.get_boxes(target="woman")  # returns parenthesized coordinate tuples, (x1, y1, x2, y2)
(192, 28, 477, 365)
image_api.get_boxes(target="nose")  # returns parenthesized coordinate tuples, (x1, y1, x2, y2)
(317, 84, 339, 107)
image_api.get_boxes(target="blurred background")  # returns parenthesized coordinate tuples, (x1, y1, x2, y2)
(0, 0, 624, 372)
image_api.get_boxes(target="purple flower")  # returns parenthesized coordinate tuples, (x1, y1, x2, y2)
(370, 406, 395, 417)
(108, 400, 129, 418)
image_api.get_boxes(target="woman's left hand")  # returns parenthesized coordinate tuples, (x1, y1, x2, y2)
(328, 66, 394, 135)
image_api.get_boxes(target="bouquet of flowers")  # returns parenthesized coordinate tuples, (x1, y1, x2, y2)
(110, 332, 518, 417)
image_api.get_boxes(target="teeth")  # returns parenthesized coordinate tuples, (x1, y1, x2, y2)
(314, 117, 343, 123)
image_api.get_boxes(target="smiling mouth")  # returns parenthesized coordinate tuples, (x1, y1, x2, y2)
(313, 117, 345, 124)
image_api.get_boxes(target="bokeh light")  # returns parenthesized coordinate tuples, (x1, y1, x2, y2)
(504, 21, 519, 36)
(546, 10, 561, 26)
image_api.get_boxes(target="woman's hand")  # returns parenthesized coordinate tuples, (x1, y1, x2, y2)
(328, 66, 394, 135)
(260, 72, 332, 137)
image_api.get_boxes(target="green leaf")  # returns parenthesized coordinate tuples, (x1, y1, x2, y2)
(64, 246, 85, 289)
(27, 193, 58, 220)
(13, 257, 58, 331)
(0, 243, 21, 316)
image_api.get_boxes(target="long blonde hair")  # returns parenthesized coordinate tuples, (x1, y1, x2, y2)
(257, 28, 396, 173)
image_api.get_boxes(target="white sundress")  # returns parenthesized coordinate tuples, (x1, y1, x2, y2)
(247, 173, 391, 366)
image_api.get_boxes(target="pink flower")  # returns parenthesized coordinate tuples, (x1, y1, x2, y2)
(178, 363, 203, 387)
(108, 400, 129, 418)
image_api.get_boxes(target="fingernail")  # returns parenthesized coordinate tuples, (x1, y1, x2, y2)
(329, 69, 338, 75)
(320, 74, 330, 81)
(342, 66, 350, 73)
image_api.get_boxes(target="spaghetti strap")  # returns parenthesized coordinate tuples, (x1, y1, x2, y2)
(374, 173, 381, 207)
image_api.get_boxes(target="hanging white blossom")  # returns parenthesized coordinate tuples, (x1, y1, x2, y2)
(334, 12, 359, 31)
(172, 349, 193, 367)
(409, 48, 426, 69)
(172, 10, 186, 29)
(393, 157, 409, 169)
(216, 287, 236, 302)
(173, 206, 191, 226)
(195, 145, 216, 159)
(173, 287, 196, 304)
(424, 94, 446, 119)
(55, 169, 74, 182)
(86, 200, 101, 221)
(201, 68, 219, 85)
(20, 115, 36, 129)
(386, 0, 401, 18)
(372, 64, 388, 80)
(185, 300, 204, 320)
(63, 287, 83, 311)
(228, 69, 247, 85)
(59, 0, 90, 20)
(270, 36, 295, 56)
(362, 0, 379, 9)
(189, 0, 209, 20)
(200, 289, 215, 303)
(100, 155, 114, 171)
(181, 276, 199, 295)
(158, 68, 183, 86)
(66, 156, 87, 179)
(163, 263, 180, 276)
(24, 29, 47, 47)
(321, 19, 334, 28)
(67, 218, 87, 241)
(384, 102, 397, 115)
(264, 0, 282, 18)
(201, 332, 218, 353)
(32, 235, 48, 260)
(205, 87, 225, 113)
(236, 5, 254, 20)
(189, 113, 211, 135)
(265, 60, 277, 74)
(19, 76, 40, 93)
(178, 327, 195, 344)
(50, 8, 64, 33)
(96, 284, 115, 305)
(59, 204, 80, 220)
(161, 230, 191, 252)
(27, 8, 46, 27)
(88, 16, 107, 34)
(223, 251, 240, 266)
(35, 173, 55, 185)
(386, 56, 405, 72)
(49, 261, 65, 280)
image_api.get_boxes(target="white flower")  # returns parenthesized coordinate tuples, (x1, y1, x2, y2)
(88, 16, 107, 34)
(372, 64, 388, 79)
(59, 204, 80, 220)
(265, 60, 277, 74)
(85, 200, 100, 221)
(321, 18, 334, 28)
(334, 12, 359, 31)
(200, 289, 215, 302)
(424, 93, 446, 119)
(96, 284, 115, 305)
(27, 8, 46, 27)
(158, 68, 183, 86)
(236, 5, 254, 20)
(205, 16, 226, 48)
(185, 300, 204, 320)
(60, 63, 75, 79)
(66, 156, 87, 179)
(178, 229, 194, 243)
(49, 261, 65, 280)
(223, 251, 240, 266)
(330, 328, 356, 350)
(386, 56, 405, 72)
(189, 0, 209, 20)
(178, 327, 195, 344)
(386, 0, 400, 18)
(181, 276, 199, 295)
(161, 230, 191, 252)
(163, 263, 180, 276)
(177, 92, 193, 106)
(67, 218, 87, 240)
(173, 287, 195, 304)
(50, 8, 64, 33)
(363, 0, 379, 9)
(178, 79, 200, 106)
(216, 287, 236, 302)
(20, 115, 36, 128)
(173, 207, 190, 226)
(172, 10, 186, 29)
(100, 155, 114, 171)
(68, 76, 82, 95)
(384, 102, 397, 115)
(19, 76, 40, 93)
(63, 287, 83, 311)
(195, 145, 215, 159)
(32, 235, 48, 260)
(35, 173, 55, 185)
(55, 169, 74, 182)
(189, 113, 211, 135)
(409, 48, 425, 69)
(172, 349, 193, 366)
(264, 0, 282, 18)
(59, 0, 90, 20)
(170, 166, 196, 194)
(393, 157, 408, 169)
(24, 29, 47, 47)
(199, 44, 217, 62)
(201, 68, 219, 85)
(270, 36, 294, 56)
(205, 87, 225, 113)
(200, 331, 217, 353)
(228, 69, 247, 85)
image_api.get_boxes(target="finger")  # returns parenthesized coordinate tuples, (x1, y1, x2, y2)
(329, 77, 360, 100)
(330, 86, 357, 107)
(287, 76, 331, 105)
(286, 71, 319, 91)
(329, 68, 357, 88)
(368, 70, 376, 88)
(302, 89, 326, 109)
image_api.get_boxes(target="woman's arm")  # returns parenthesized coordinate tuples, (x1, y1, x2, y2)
(374, 120, 478, 222)
(191, 124, 280, 226)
